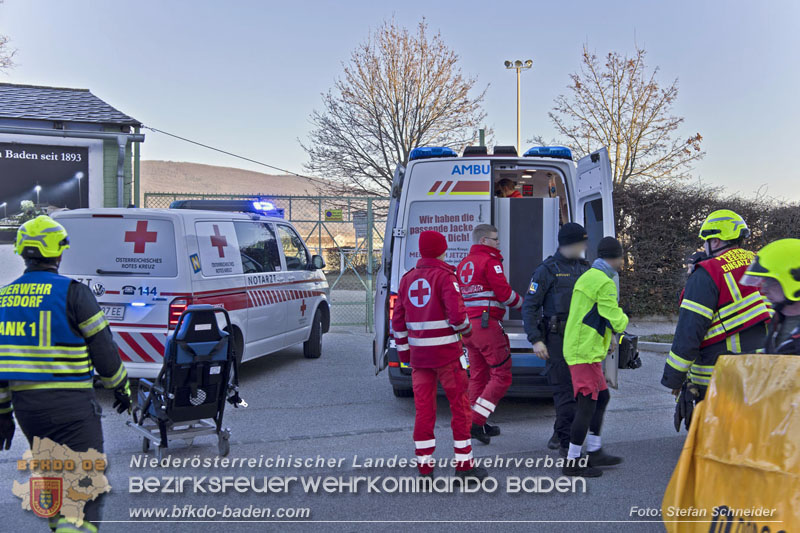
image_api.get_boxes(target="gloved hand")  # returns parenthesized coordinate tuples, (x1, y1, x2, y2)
(0, 414, 14, 450)
(113, 380, 132, 414)
(673, 383, 698, 432)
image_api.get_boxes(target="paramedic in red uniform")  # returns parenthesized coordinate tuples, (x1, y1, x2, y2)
(457, 224, 523, 444)
(392, 231, 488, 481)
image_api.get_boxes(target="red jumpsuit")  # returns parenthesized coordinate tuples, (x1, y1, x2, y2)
(457, 245, 522, 426)
(392, 257, 473, 474)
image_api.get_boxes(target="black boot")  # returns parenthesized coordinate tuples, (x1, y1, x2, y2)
(587, 448, 623, 467)
(562, 457, 603, 478)
(483, 422, 500, 437)
(471, 423, 491, 444)
(547, 432, 560, 450)
(455, 466, 488, 482)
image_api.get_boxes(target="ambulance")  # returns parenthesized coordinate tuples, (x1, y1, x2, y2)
(373, 145, 616, 398)
(52, 200, 330, 378)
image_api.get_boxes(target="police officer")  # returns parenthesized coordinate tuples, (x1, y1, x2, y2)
(661, 210, 771, 429)
(740, 239, 800, 354)
(392, 231, 487, 481)
(521, 223, 589, 455)
(0, 215, 131, 533)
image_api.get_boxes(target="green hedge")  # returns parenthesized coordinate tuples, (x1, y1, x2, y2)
(614, 182, 800, 316)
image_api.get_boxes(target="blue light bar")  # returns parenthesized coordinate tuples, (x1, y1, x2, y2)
(523, 146, 573, 160)
(252, 201, 276, 211)
(409, 146, 458, 161)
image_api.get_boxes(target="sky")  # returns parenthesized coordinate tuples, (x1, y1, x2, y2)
(2, 0, 799, 200)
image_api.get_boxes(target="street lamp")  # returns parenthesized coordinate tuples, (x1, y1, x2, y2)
(34, 185, 41, 206)
(0, 202, 6, 219)
(74, 171, 85, 208)
(504, 59, 533, 155)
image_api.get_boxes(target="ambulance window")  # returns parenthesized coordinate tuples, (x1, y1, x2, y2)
(583, 199, 604, 261)
(276, 225, 310, 271)
(233, 222, 281, 273)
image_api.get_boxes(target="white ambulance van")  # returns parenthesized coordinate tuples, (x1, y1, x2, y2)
(52, 200, 330, 379)
(373, 145, 615, 398)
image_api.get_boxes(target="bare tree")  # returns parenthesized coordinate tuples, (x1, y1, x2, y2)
(0, 1, 15, 72)
(303, 19, 488, 195)
(536, 45, 703, 188)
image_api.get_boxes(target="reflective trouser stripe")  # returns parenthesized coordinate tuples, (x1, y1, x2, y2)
(415, 439, 435, 449)
(472, 403, 491, 418)
(476, 397, 496, 412)
(9, 380, 93, 391)
(396, 344, 409, 352)
(393, 331, 408, 339)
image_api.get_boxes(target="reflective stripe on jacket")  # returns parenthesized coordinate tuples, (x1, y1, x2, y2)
(392, 258, 471, 369)
(457, 245, 522, 320)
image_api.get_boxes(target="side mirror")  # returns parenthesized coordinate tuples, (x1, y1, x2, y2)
(311, 254, 325, 270)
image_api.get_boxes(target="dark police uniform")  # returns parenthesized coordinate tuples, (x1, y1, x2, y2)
(0, 266, 127, 531)
(661, 248, 770, 399)
(522, 251, 589, 449)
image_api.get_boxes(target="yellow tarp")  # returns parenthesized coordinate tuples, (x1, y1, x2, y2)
(662, 354, 800, 532)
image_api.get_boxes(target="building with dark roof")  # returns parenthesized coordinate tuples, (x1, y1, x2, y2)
(0, 82, 145, 211)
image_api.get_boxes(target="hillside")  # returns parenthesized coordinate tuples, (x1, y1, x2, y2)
(140, 160, 329, 198)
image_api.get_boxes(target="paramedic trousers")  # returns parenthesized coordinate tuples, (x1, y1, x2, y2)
(465, 318, 512, 426)
(13, 389, 105, 532)
(545, 332, 576, 449)
(412, 358, 473, 474)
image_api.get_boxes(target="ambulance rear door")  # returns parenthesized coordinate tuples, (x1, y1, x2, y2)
(373, 164, 405, 374)
(573, 147, 619, 388)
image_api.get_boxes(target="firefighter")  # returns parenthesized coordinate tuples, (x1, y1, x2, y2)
(562, 237, 628, 478)
(392, 230, 487, 481)
(740, 238, 800, 354)
(521, 222, 589, 456)
(661, 209, 771, 430)
(457, 224, 522, 445)
(0, 215, 131, 533)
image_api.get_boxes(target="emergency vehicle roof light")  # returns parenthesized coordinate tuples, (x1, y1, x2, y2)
(170, 199, 285, 218)
(409, 146, 458, 161)
(523, 146, 573, 160)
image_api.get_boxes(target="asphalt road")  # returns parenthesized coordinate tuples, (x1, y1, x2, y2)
(0, 328, 683, 532)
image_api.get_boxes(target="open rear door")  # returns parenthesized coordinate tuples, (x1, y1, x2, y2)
(373, 164, 405, 375)
(574, 148, 619, 388)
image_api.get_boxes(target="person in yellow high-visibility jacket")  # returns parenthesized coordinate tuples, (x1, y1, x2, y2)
(562, 237, 629, 478)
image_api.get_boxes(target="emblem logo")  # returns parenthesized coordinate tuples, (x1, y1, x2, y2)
(91, 283, 106, 297)
(30, 477, 62, 518)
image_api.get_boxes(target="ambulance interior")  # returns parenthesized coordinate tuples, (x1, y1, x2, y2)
(490, 165, 570, 324)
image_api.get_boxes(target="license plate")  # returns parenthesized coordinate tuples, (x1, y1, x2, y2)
(101, 304, 126, 320)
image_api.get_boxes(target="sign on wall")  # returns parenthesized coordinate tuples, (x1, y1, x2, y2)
(0, 142, 89, 215)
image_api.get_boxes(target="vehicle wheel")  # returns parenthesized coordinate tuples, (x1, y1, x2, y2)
(218, 431, 231, 457)
(303, 309, 323, 359)
(393, 387, 413, 398)
(142, 437, 150, 453)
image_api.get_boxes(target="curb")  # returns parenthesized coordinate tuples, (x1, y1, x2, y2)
(639, 341, 670, 354)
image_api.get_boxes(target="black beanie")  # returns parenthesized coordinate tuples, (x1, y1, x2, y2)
(558, 223, 588, 246)
(598, 237, 623, 259)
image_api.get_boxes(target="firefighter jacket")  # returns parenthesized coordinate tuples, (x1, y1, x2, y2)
(661, 248, 771, 389)
(392, 258, 471, 369)
(563, 263, 629, 365)
(456, 245, 522, 321)
(0, 268, 127, 416)
(522, 251, 590, 344)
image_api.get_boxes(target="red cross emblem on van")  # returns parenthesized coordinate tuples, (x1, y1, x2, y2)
(124, 220, 157, 254)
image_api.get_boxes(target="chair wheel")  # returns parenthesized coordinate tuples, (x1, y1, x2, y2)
(218, 432, 230, 457)
(142, 437, 150, 453)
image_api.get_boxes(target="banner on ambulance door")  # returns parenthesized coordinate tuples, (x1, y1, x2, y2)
(194, 221, 243, 277)
(662, 354, 800, 533)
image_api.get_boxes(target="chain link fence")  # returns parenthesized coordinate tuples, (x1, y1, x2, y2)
(144, 193, 389, 330)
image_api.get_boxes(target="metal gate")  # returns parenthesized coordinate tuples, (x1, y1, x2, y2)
(143, 193, 389, 330)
